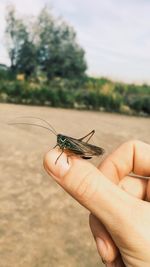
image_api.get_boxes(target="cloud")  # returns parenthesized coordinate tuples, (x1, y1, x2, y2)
(0, 0, 150, 82)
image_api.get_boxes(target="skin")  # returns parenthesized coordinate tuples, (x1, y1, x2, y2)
(43, 140, 150, 267)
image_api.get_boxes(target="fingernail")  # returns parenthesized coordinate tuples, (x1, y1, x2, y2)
(96, 237, 107, 263)
(44, 149, 71, 180)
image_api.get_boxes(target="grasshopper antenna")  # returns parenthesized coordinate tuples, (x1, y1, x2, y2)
(14, 116, 58, 135)
(9, 122, 57, 136)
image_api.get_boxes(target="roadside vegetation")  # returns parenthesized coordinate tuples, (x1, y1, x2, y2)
(0, 5, 150, 116)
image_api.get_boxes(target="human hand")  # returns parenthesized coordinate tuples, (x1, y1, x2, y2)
(44, 140, 150, 267)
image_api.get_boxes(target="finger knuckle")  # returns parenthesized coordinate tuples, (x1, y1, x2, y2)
(75, 169, 98, 202)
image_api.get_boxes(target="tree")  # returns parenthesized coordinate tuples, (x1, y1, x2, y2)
(6, 5, 24, 70)
(5, 5, 37, 78)
(15, 33, 37, 79)
(37, 7, 87, 80)
(5, 5, 87, 81)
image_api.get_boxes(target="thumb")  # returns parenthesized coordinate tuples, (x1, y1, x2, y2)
(44, 148, 136, 231)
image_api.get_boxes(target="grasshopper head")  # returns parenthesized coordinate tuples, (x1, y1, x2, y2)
(57, 134, 66, 147)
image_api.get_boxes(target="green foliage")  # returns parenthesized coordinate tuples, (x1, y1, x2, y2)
(37, 7, 87, 80)
(5, 5, 87, 81)
(0, 69, 8, 80)
(0, 77, 150, 116)
(3, 5, 150, 116)
(0, 79, 121, 111)
(16, 39, 37, 79)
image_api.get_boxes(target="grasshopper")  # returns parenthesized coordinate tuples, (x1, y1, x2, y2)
(10, 117, 105, 164)
(9, 117, 150, 180)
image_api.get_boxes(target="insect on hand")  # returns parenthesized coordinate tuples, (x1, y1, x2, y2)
(9, 117, 105, 164)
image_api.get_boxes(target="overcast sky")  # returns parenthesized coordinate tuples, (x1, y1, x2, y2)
(0, 0, 150, 83)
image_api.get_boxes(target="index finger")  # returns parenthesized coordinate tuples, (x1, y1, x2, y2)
(99, 140, 150, 183)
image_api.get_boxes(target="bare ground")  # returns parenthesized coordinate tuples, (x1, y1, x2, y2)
(0, 103, 150, 267)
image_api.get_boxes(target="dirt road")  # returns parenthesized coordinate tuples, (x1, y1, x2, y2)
(0, 103, 150, 267)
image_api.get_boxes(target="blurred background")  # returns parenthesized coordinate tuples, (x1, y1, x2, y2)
(0, 1, 150, 267)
